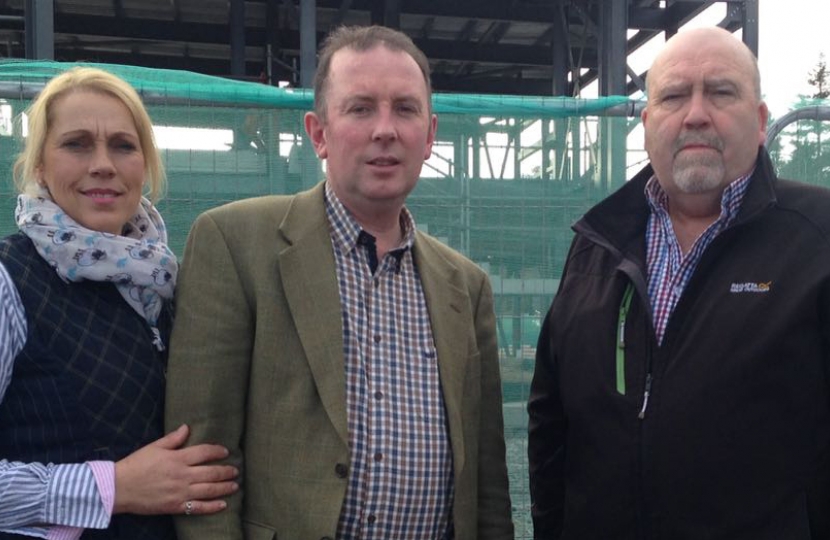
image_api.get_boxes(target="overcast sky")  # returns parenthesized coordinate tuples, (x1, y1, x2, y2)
(621, 1, 826, 119)
(756, 0, 827, 117)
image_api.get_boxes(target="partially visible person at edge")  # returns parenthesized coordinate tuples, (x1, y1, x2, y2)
(0, 67, 239, 540)
(165, 25, 514, 540)
(528, 26, 830, 540)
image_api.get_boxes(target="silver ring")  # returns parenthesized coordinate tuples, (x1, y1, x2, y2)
(184, 500, 194, 516)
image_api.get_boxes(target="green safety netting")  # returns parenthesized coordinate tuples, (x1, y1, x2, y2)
(0, 59, 632, 116)
(3, 59, 827, 538)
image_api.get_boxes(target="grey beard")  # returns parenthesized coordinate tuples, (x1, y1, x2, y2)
(672, 154, 726, 194)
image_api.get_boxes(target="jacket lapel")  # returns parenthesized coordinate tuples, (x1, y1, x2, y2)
(414, 233, 470, 475)
(278, 184, 349, 445)
(275, 192, 476, 460)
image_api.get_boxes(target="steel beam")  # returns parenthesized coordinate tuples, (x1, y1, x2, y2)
(333, 0, 354, 26)
(598, 0, 627, 96)
(383, 0, 400, 28)
(170, 0, 181, 22)
(419, 16, 434, 39)
(298, 0, 318, 190)
(265, 0, 280, 85)
(46, 15, 580, 68)
(24, 0, 53, 60)
(430, 74, 552, 95)
(597, 0, 628, 194)
(738, 0, 758, 56)
(369, 0, 381, 25)
(229, 0, 245, 76)
(551, 0, 568, 96)
(299, 0, 316, 88)
(312, 0, 553, 24)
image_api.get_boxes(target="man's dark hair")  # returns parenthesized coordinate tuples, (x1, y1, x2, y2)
(313, 25, 433, 119)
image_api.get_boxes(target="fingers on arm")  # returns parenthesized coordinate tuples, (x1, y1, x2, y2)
(114, 438, 238, 515)
(178, 442, 232, 466)
(179, 496, 230, 516)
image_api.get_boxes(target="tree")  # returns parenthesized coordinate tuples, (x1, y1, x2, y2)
(808, 53, 830, 99)
(775, 54, 830, 187)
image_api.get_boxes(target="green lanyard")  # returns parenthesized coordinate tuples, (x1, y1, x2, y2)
(616, 282, 635, 395)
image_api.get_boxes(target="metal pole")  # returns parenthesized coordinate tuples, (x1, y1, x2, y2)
(551, 1, 569, 97)
(597, 1, 628, 191)
(598, 0, 626, 97)
(229, 0, 246, 76)
(384, 0, 401, 28)
(299, 0, 317, 89)
(24, 0, 54, 60)
(298, 0, 319, 188)
(741, 0, 759, 57)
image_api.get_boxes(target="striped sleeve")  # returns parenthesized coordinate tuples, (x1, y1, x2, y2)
(0, 263, 111, 537)
(0, 261, 26, 402)
(0, 461, 110, 536)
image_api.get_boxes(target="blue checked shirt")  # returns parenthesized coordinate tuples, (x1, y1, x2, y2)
(0, 261, 111, 540)
(645, 172, 752, 344)
(325, 183, 454, 540)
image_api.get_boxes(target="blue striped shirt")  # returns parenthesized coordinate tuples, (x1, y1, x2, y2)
(0, 261, 110, 539)
(645, 172, 752, 344)
(325, 183, 454, 539)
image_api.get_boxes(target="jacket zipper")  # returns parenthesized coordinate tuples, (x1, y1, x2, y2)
(638, 373, 653, 419)
(618, 279, 654, 419)
(638, 311, 656, 540)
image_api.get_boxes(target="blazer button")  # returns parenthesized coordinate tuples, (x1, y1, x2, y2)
(334, 463, 348, 478)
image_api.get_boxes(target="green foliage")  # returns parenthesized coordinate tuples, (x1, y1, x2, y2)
(771, 55, 830, 185)
(808, 53, 830, 99)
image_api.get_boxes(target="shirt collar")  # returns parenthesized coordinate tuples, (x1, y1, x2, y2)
(644, 168, 755, 224)
(324, 181, 417, 255)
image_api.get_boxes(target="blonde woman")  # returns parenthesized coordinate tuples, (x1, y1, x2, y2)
(0, 67, 237, 540)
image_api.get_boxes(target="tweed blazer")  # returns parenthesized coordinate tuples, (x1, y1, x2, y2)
(165, 182, 513, 540)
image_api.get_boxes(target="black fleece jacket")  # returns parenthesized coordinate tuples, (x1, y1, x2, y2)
(528, 149, 830, 540)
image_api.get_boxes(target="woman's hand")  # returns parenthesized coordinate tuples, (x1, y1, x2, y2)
(113, 424, 239, 516)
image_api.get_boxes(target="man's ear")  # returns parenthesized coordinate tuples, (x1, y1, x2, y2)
(304, 111, 328, 159)
(424, 114, 438, 160)
(757, 100, 769, 146)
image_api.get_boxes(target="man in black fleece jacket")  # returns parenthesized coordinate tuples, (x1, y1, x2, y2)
(529, 26, 830, 540)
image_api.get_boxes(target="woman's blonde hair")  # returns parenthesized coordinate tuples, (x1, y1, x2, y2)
(12, 66, 165, 201)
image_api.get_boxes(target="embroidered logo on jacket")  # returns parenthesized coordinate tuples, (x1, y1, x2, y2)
(730, 281, 771, 293)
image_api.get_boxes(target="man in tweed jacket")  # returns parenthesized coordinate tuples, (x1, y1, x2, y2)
(165, 25, 513, 540)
